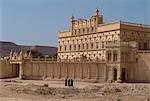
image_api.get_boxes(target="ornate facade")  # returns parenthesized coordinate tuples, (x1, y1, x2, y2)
(58, 9, 150, 62)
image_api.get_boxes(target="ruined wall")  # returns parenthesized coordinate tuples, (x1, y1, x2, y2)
(0, 60, 18, 78)
(22, 61, 107, 82)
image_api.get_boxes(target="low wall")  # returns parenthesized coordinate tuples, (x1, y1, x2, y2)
(22, 61, 107, 82)
(1, 57, 149, 83)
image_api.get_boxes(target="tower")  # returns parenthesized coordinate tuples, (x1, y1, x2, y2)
(70, 14, 75, 35)
(96, 7, 99, 16)
(95, 7, 103, 24)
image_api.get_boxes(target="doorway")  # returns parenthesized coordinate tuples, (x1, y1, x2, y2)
(12, 64, 20, 77)
(113, 68, 117, 81)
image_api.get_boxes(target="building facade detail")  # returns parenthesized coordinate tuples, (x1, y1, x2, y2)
(58, 9, 150, 62)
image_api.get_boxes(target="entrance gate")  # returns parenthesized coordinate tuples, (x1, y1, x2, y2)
(113, 68, 117, 81)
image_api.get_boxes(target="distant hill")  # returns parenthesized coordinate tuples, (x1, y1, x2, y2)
(0, 41, 57, 58)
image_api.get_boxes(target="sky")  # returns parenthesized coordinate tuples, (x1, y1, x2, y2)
(0, 0, 149, 47)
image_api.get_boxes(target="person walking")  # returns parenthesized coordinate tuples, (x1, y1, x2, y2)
(68, 79, 71, 87)
(65, 78, 68, 86)
(70, 79, 73, 86)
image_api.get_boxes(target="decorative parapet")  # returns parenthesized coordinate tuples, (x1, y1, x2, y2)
(58, 31, 71, 38)
(9, 51, 32, 61)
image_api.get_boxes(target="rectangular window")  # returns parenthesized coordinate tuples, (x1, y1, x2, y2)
(87, 28, 89, 33)
(82, 44, 84, 49)
(113, 53, 118, 62)
(74, 45, 76, 50)
(102, 42, 105, 48)
(91, 27, 94, 32)
(79, 29, 80, 34)
(64, 46, 66, 51)
(91, 43, 93, 49)
(78, 45, 80, 50)
(70, 45, 71, 51)
(87, 43, 88, 49)
(83, 29, 85, 34)
(74, 30, 77, 35)
(96, 42, 99, 49)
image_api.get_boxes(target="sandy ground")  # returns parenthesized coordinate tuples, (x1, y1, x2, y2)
(0, 78, 150, 101)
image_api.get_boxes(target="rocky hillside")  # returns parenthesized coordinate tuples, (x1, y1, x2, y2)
(0, 41, 57, 58)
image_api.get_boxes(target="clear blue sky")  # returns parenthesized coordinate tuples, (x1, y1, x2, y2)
(0, 0, 149, 47)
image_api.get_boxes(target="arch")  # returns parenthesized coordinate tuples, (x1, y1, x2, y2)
(113, 68, 117, 81)
(11, 63, 20, 78)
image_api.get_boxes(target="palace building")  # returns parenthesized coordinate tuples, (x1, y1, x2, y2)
(0, 9, 149, 82)
(57, 9, 150, 82)
(58, 8, 150, 61)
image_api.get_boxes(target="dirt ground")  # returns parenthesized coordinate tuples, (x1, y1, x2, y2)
(0, 78, 149, 101)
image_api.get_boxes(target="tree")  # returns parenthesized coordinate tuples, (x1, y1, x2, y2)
(27, 49, 44, 58)
(48, 53, 57, 59)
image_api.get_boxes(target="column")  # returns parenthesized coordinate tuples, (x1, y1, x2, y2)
(88, 63, 91, 79)
(43, 63, 47, 79)
(104, 64, 107, 81)
(19, 63, 23, 79)
(73, 63, 75, 79)
(66, 63, 68, 78)
(80, 63, 83, 79)
(58, 63, 61, 79)
(51, 63, 54, 79)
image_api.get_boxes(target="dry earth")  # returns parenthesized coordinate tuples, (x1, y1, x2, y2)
(0, 78, 149, 101)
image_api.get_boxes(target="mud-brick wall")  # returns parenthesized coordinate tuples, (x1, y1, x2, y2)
(126, 63, 150, 83)
(125, 53, 150, 83)
(22, 61, 107, 82)
(0, 60, 18, 78)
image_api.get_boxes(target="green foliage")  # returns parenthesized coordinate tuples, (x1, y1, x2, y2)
(27, 49, 44, 58)
(48, 53, 57, 59)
